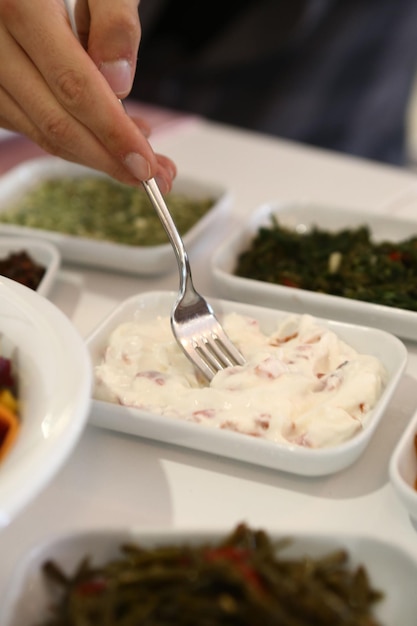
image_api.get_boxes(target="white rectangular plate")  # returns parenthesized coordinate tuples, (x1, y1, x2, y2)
(211, 203, 417, 340)
(389, 406, 417, 525)
(2, 527, 417, 626)
(0, 156, 231, 275)
(86, 290, 407, 477)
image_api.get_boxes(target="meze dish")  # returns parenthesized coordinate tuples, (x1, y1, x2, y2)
(0, 345, 19, 462)
(0, 277, 91, 528)
(0, 176, 214, 247)
(234, 215, 417, 311)
(211, 204, 417, 340)
(95, 310, 387, 450)
(0, 237, 60, 297)
(9, 524, 387, 626)
(86, 291, 406, 476)
(0, 156, 231, 275)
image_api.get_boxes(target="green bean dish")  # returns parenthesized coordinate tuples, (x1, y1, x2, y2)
(35, 524, 383, 625)
(234, 216, 417, 311)
(0, 177, 214, 246)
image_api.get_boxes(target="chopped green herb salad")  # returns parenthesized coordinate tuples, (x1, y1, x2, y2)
(234, 216, 417, 311)
(35, 524, 383, 625)
(0, 177, 214, 246)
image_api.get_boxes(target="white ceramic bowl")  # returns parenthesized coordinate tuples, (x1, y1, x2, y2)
(211, 202, 417, 341)
(0, 236, 60, 297)
(86, 290, 407, 477)
(2, 526, 417, 625)
(389, 408, 417, 523)
(0, 276, 92, 528)
(0, 156, 232, 275)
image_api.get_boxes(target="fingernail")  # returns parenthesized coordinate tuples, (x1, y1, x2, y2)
(125, 153, 151, 181)
(155, 175, 169, 194)
(167, 162, 177, 179)
(100, 59, 133, 96)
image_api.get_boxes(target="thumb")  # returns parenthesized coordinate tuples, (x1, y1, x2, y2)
(79, 0, 141, 98)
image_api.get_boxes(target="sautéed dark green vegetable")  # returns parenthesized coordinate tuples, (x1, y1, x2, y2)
(35, 523, 383, 625)
(234, 216, 417, 311)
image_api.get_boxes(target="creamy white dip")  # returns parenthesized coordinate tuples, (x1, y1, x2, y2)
(94, 313, 387, 448)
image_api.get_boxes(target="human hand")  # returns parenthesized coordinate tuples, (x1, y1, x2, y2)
(0, 0, 176, 192)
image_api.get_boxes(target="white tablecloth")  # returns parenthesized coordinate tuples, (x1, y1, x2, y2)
(1, 117, 417, 601)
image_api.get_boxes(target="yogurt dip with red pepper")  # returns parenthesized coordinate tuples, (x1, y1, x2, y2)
(94, 313, 387, 449)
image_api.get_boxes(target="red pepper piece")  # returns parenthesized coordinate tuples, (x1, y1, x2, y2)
(204, 546, 264, 593)
(281, 278, 299, 288)
(388, 250, 402, 262)
(75, 578, 108, 596)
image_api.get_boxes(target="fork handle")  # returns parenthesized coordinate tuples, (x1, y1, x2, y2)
(142, 178, 192, 296)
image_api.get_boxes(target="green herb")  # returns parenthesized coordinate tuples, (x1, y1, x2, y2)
(234, 216, 417, 311)
(35, 523, 383, 625)
(0, 177, 214, 246)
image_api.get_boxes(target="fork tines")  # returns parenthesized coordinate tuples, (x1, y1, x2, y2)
(194, 329, 245, 380)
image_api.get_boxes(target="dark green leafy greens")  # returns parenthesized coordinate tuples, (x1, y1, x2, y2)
(234, 216, 417, 311)
(35, 524, 383, 625)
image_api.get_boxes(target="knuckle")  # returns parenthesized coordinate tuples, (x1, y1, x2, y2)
(100, 9, 140, 45)
(39, 111, 73, 149)
(107, 8, 140, 36)
(54, 67, 87, 108)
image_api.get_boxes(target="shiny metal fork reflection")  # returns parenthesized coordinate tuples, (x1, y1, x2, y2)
(142, 178, 245, 381)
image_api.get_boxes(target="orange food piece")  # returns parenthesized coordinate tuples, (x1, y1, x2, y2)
(0, 389, 18, 414)
(0, 402, 20, 462)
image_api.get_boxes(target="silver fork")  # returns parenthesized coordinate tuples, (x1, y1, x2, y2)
(64, 8, 244, 380)
(142, 178, 245, 381)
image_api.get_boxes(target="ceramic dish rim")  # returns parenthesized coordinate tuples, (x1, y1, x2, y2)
(211, 202, 417, 340)
(0, 235, 60, 297)
(0, 156, 232, 275)
(0, 276, 92, 527)
(2, 525, 417, 626)
(389, 406, 417, 521)
(86, 290, 407, 477)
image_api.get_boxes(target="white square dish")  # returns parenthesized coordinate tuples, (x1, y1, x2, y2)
(0, 156, 231, 275)
(86, 290, 407, 477)
(2, 526, 417, 626)
(0, 236, 60, 297)
(211, 203, 417, 341)
(389, 407, 417, 524)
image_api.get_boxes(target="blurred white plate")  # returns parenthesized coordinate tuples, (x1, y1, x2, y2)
(0, 156, 232, 275)
(0, 236, 60, 297)
(0, 129, 16, 141)
(211, 203, 417, 341)
(2, 526, 417, 625)
(389, 407, 417, 524)
(0, 277, 92, 528)
(86, 290, 406, 477)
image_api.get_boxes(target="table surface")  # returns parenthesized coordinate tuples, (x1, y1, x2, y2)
(1, 109, 417, 601)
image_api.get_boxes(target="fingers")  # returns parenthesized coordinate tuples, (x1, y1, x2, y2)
(79, 0, 141, 98)
(0, 0, 176, 191)
(130, 114, 151, 138)
(154, 153, 177, 194)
